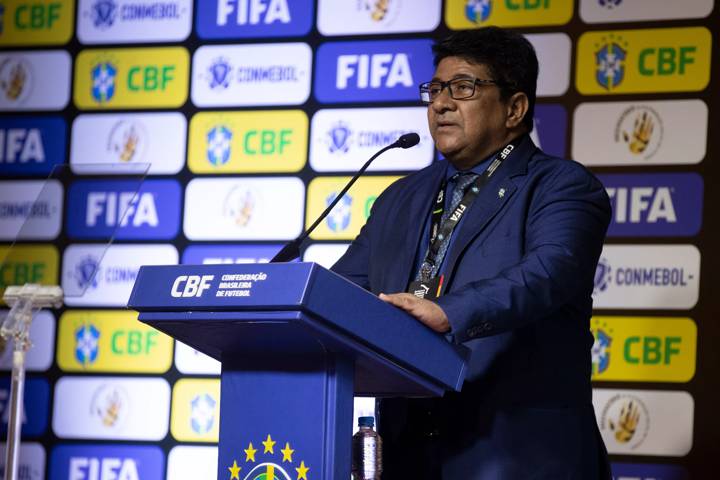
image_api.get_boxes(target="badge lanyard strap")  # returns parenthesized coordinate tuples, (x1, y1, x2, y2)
(422, 142, 517, 276)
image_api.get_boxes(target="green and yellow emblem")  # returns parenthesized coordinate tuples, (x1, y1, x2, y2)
(228, 434, 310, 480)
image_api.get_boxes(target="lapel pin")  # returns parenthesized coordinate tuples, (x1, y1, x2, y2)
(498, 188, 506, 198)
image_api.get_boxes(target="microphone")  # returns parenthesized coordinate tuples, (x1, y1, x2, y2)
(396, 132, 420, 149)
(271, 132, 421, 263)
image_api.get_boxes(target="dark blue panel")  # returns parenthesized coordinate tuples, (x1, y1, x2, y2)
(611, 462, 689, 480)
(50, 444, 165, 480)
(0, 117, 66, 176)
(598, 173, 703, 237)
(196, 0, 314, 39)
(66, 179, 181, 240)
(182, 244, 284, 264)
(0, 377, 49, 437)
(219, 356, 353, 480)
(534, 104, 567, 158)
(315, 39, 434, 103)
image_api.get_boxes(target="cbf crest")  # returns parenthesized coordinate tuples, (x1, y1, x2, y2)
(591, 319, 613, 376)
(325, 192, 352, 232)
(75, 323, 100, 367)
(207, 125, 233, 166)
(227, 434, 310, 480)
(191, 392, 217, 434)
(465, 0, 492, 24)
(92, 61, 117, 103)
(595, 35, 627, 90)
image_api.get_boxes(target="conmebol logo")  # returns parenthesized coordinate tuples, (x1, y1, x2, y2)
(592, 245, 700, 310)
(0, 443, 45, 480)
(62, 244, 178, 307)
(77, 0, 193, 44)
(191, 43, 311, 107)
(0, 180, 63, 240)
(314, 39, 434, 103)
(310, 107, 433, 172)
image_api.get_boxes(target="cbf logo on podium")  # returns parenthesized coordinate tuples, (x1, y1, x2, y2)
(171, 275, 214, 298)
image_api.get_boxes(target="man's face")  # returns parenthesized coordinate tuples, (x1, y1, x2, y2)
(427, 56, 511, 170)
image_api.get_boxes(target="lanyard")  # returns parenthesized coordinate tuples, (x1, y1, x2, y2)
(422, 141, 517, 277)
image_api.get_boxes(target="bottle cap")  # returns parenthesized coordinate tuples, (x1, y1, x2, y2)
(358, 416, 375, 427)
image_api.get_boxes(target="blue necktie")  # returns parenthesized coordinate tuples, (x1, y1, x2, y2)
(417, 172, 479, 282)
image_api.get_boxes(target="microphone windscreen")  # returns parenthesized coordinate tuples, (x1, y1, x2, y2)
(397, 132, 420, 149)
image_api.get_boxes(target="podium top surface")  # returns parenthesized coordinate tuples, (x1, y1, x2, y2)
(128, 262, 469, 396)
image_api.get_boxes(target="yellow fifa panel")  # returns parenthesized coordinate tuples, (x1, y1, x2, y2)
(0, 0, 75, 46)
(306, 176, 401, 240)
(0, 244, 58, 302)
(576, 27, 711, 94)
(591, 316, 697, 383)
(445, 0, 573, 29)
(188, 111, 308, 174)
(57, 310, 173, 373)
(171, 378, 221, 443)
(74, 47, 190, 109)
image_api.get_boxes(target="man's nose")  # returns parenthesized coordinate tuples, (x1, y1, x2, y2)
(431, 87, 455, 112)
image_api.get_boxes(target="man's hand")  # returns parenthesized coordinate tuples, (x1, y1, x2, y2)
(379, 293, 450, 333)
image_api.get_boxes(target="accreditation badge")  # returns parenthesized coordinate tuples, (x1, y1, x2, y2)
(407, 275, 444, 302)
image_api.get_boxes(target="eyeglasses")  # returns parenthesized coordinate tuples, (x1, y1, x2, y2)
(419, 78, 500, 104)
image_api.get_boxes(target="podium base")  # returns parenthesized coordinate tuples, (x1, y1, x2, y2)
(218, 353, 354, 480)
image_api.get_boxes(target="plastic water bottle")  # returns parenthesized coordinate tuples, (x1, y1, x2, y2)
(352, 416, 382, 480)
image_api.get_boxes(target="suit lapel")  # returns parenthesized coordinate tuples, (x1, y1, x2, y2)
(442, 137, 537, 286)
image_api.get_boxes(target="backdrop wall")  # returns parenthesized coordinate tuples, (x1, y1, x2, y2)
(0, 0, 716, 478)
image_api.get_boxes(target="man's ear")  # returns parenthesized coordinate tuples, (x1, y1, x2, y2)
(505, 92, 529, 129)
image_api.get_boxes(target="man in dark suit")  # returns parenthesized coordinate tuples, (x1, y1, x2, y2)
(332, 27, 611, 479)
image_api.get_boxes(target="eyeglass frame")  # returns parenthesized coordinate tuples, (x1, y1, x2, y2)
(419, 77, 504, 105)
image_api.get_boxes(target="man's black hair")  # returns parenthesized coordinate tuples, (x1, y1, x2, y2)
(432, 27, 538, 132)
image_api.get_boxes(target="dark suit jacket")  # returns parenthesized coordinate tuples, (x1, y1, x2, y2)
(332, 136, 612, 479)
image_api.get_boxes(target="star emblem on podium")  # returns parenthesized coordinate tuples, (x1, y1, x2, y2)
(228, 434, 310, 479)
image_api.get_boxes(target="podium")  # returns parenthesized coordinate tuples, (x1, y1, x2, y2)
(128, 263, 469, 480)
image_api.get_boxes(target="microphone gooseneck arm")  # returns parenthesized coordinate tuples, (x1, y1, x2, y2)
(270, 133, 420, 263)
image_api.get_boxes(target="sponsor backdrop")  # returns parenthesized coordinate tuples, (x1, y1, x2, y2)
(0, 0, 716, 478)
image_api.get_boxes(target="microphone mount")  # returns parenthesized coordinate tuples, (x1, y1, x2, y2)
(270, 133, 420, 263)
